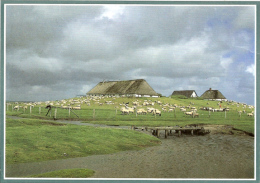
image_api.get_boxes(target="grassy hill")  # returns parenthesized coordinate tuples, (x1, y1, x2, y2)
(6, 96, 255, 134)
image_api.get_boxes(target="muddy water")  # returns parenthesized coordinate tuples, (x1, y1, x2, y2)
(6, 133, 254, 179)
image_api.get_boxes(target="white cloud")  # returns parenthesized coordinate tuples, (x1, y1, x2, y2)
(80, 85, 92, 94)
(97, 5, 125, 20)
(220, 57, 233, 70)
(245, 64, 255, 76)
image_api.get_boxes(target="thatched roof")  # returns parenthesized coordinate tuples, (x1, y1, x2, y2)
(200, 89, 226, 99)
(171, 90, 198, 98)
(87, 79, 159, 96)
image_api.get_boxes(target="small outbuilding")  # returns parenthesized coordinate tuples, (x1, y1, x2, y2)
(87, 79, 159, 98)
(171, 90, 198, 98)
(200, 88, 227, 101)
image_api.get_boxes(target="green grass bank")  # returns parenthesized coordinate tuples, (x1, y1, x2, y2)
(6, 117, 161, 164)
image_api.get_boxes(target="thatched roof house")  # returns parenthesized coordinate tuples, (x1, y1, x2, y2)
(87, 79, 159, 97)
(171, 90, 198, 98)
(200, 88, 227, 101)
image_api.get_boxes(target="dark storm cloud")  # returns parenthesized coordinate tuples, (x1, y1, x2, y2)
(5, 4, 255, 105)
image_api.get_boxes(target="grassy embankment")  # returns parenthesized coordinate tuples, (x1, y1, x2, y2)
(6, 117, 161, 165)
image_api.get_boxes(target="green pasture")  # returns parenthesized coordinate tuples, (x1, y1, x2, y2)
(6, 96, 255, 134)
(5, 117, 161, 165)
(5, 96, 254, 177)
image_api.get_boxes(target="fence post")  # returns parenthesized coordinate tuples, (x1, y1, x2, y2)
(55, 108, 57, 119)
(69, 108, 71, 117)
(39, 107, 41, 115)
(30, 106, 32, 116)
(7, 104, 8, 111)
(12, 105, 13, 112)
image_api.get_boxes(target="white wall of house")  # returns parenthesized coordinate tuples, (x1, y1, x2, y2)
(191, 91, 197, 97)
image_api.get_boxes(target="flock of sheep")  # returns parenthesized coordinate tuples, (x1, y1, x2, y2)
(7, 96, 255, 118)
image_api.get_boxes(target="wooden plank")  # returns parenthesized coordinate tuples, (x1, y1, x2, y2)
(165, 130, 168, 138)
(146, 126, 201, 131)
(156, 129, 159, 138)
(178, 130, 181, 137)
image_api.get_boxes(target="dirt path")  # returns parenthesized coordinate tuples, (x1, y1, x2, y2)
(6, 132, 254, 179)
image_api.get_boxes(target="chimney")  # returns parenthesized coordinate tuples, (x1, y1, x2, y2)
(209, 88, 212, 91)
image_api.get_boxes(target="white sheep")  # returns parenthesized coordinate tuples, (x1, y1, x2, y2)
(137, 108, 147, 115)
(120, 107, 129, 115)
(168, 108, 174, 112)
(192, 112, 199, 118)
(127, 107, 135, 114)
(247, 113, 254, 117)
(185, 111, 193, 116)
(180, 108, 186, 112)
(152, 109, 161, 116)
(72, 105, 81, 110)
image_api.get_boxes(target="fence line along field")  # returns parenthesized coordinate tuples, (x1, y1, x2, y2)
(6, 95, 254, 134)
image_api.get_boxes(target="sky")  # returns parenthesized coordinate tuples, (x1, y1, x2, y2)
(5, 4, 256, 105)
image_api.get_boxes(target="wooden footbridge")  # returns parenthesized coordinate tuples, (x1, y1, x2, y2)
(132, 126, 210, 138)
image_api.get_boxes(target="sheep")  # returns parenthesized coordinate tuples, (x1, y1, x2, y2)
(247, 113, 254, 117)
(168, 108, 174, 112)
(192, 112, 199, 118)
(152, 109, 161, 116)
(61, 104, 69, 109)
(185, 111, 193, 116)
(13, 105, 19, 110)
(162, 107, 167, 112)
(137, 108, 147, 115)
(127, 107, 135, 114)
(180, 108, 186, 112)
(120, 107, 129, 115)
(133, 101, 139, 105)
(147, 108, 155, 113)
(72, 105, 81, 110)
(136, 109, 143, 115)
(143, 102, 149, 106)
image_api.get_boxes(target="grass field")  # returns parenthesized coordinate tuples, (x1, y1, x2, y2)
(5, 96, 254, 177)
(6, 117, 161, 165)
(6, 96, 255, 134)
